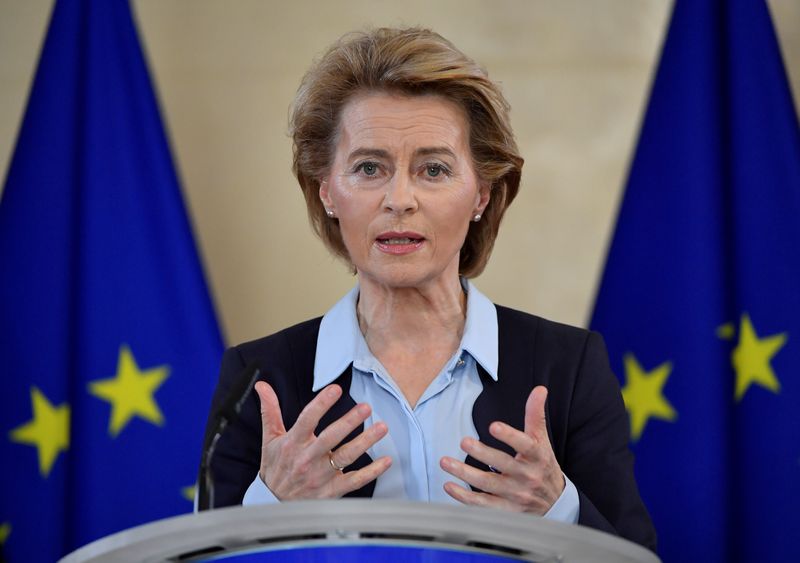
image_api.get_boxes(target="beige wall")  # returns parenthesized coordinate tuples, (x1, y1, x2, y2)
(2, 1, 799, 346)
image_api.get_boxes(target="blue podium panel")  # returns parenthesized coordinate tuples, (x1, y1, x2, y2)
(207, 544, 523, 563)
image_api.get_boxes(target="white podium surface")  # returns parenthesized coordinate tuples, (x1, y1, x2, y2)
(60, 500, 660, 563)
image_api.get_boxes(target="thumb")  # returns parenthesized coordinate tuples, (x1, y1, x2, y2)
(524, 385, 548, 440)
(255, 380, 286, 445)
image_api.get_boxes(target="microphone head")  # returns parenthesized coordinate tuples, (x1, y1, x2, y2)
(218, 361, 261, 424)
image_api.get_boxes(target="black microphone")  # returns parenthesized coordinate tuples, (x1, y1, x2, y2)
(198, 361, 261, 511)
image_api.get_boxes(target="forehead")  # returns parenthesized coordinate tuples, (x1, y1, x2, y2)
(336, 92, 470, 153)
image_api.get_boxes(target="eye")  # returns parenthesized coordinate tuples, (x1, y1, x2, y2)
(424, 163, 450, 178)
(356, 161, 379, 176)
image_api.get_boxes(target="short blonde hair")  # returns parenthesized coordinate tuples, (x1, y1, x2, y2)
(290, 27, 523, 277)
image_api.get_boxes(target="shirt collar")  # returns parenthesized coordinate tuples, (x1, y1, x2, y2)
(313, 280, 499, 391)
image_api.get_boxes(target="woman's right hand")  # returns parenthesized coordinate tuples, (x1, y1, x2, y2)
(254, 380, 391, 500)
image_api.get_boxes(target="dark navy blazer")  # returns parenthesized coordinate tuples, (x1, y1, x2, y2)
(204, 304, 657, 551)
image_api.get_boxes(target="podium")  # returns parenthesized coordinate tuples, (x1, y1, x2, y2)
(60, 500, 659, 562)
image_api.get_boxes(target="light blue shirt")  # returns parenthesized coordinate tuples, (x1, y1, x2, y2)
(243, 281, 579, 524)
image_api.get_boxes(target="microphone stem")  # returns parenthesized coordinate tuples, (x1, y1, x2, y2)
(198, 418, 228, 511)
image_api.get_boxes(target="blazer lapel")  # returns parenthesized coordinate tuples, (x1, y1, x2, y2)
(466, 306, 535, 485)
(310, 365, 376, 498)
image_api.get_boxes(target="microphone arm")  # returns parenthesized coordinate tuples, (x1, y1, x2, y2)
(198, 362, 261, 511)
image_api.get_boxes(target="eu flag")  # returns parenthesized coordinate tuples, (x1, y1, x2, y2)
(591, 1, 800, 562)
(0, 1, 224, 560)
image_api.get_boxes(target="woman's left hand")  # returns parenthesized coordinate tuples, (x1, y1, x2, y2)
(440, 386, 565, 515)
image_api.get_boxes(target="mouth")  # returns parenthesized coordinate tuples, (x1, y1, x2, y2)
(374, 232, 426, 255)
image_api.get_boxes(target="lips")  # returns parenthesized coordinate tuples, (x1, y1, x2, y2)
(376, 231, 425, 243)
(375, 231, 425, 255)
(378, 236, 422, 244)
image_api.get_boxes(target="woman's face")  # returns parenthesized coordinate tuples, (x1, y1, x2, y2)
(320, 92, 490, 289)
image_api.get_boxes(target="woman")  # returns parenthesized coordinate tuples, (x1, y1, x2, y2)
(205, 27, 656, 551)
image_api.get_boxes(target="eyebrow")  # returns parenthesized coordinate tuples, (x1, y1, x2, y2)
(347, 148, 391, 161)
(347, 146, 457, 161)
(416, 147, 457, 160)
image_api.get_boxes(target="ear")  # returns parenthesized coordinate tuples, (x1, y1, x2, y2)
(475, 181, 491, 214)
(319, 178, 334, 210)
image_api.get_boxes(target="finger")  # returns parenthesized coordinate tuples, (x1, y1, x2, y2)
(488, 421, 540, 460)
(524, 386, 548, 440)
(328, 421, 389, 467)
(312, 402, 374, 457)
(440, 456, 502, 495)
(290, 384, 343, 438)
(442, 482, 515, 511)
(332, 456, 393, 497)
(255, 381, 286, 444)
(458, 437, 518, 475)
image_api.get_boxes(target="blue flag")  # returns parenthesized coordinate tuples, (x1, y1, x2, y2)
(0, 0, 224, 560)
(591, 1, 800, 561)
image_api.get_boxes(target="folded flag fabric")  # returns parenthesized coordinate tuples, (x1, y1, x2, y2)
(0, 1, 224, 560)
(591, 1, 800, 561)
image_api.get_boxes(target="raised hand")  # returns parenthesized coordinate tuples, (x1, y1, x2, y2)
(255, 380, 391, 500)
(439, 386, 565, 514)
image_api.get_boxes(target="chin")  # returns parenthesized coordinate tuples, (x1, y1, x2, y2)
(357, 263, 449, 289)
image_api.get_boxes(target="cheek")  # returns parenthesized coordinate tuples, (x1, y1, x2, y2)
(431, 196, 475, 248)
(333, 197, 378, 252)
(329, 175, 382, 212)
(445, 184, 481, 220)
(445, 217, 472, 250)
(338, 215, 369, 246)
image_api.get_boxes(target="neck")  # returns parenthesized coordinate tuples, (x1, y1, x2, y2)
(356, 274, 467, 348)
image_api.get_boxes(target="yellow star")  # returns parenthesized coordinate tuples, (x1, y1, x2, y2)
(8, 387, 70, 477)
(181, 484, 196, 502)
(0, 522, 11, 544)
(732, 313, 787, 401)
(88, 345, 170, 437)
(621, 353, 677, 441)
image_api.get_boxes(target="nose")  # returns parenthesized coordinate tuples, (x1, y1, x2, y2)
(383, 171, 418, 214)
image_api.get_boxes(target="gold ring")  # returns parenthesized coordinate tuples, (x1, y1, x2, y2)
(328, 451, 346, 472)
